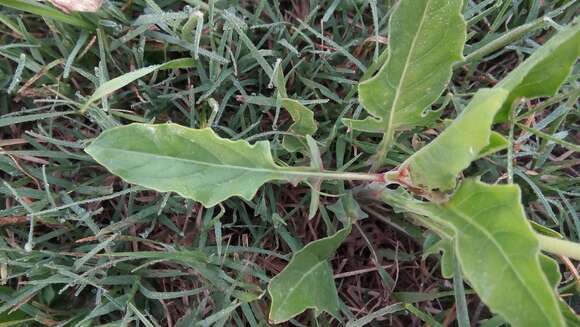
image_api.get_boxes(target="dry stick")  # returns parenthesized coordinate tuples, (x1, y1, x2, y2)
(0, 216, 29, 225)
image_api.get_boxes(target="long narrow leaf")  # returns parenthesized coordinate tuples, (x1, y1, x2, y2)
(80, 58, 196, 112)
(85, 124, 378, 207)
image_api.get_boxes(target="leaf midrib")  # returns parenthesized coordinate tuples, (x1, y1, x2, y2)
(90, 145, 285, 173)
(385, 0, 431, 134)
(89, 145, 341, 180)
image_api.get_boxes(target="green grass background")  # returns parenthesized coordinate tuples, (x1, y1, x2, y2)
(0, 0, 578, 325)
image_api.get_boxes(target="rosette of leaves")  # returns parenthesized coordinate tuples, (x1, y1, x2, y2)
(86, 1, 580, 325)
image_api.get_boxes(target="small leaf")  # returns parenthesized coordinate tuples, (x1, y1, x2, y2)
(306, 135, 322, 219)
(343, 0, 465, 133)
(477, 132, 508, 159)
(327, 192, 368, 224)
(423, 237, 454, 279)
(383, 180, 566, 327)
(539, 255, 561, 290)
(494, 18, 580, 122)
(401, 88, 509, 191)
(268, 226, 351, 323)
(281, 98, 318, 152)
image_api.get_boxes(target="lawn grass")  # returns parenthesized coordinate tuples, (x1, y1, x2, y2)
(0, 0, 578, 326)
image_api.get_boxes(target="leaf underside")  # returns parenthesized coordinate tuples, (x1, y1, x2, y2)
(343, 0, 466, 133)
(267, 227, 351, 323)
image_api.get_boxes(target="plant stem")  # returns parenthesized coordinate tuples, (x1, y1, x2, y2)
(316, 170, 382, 181)
(287, 167, 384, 181)
(537, 234, 580, 261)
(370, 129, 394, 172)
(507, 111, 516, 184)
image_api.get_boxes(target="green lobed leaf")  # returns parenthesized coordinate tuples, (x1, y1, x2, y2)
(268, 226, 351, 323)
(281, 98, 318, 152)
(494, 17, 580, 122)
(422, 237, 454, 279)
(400, 88, 509, 191)
(343, 0, 465, 133)
(86, 124, 379, 207)
(85, 123, 291, 207)
(382, 179, 565, 327)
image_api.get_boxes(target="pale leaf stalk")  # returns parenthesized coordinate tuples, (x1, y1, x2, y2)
(507, 108, 516, 184)
(291, 169, 383, 182)
(537, 235, 580, 261)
